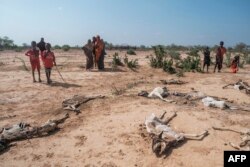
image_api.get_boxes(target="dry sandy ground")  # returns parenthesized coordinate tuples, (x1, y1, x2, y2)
(0, 50, 249, 167)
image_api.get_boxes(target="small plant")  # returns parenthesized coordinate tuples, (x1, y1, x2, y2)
(243, 53, 250, 64)
(124, 55, 138, 69)
(62, 45, 70, 51)
(150, 45, 166, 68)
(176, 69, 184, 77)
(162, 59, 176, 74)
(54, 45, 61, 49)
(127, 49, 136, 55)
(168, 51, 181, 60)
(224, 53, 231, 67)
(112, 52, 123, 66)
(111, 85, 125, 96)
(176, 55, 201, 72)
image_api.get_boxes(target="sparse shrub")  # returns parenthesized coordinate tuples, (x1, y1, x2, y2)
(54, 45, 61, 49)
(123, 55, 138, 69)
(112, 52, 123, 66)
(176, 55, 201, 72)
(224, 53, 231, 67)
(239, 59, 245, 68)
(15, 47, 22, 52)
(127, 49, 136, 55)
(111, 85, 125, 96)
(162, 59, 176, 74)
(168, 51, 181, 60)
(127, 59, 138, 69)
(150, 45, 166, 68)
(176, 69, 184, 77)
(243, 53, 250, 64)
(62, 45, 70, 51)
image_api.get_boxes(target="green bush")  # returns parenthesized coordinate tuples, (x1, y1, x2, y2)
(124, 55, 138, 69)
(162, 59, 176, 74)
(112, 52, 123, 66)
(127, 49, 136, 55)
(62, 45, 70, 51)
(168, 51, 180, 60)
(176, 55, 201, 72)
(150, 45, 166, 68)
(54, 45, 61, 49)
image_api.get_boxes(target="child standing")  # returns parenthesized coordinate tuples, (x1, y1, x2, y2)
(41, 43, 56, 84)
(203, 47, 211, 73)
(231, 55, 240, 73)
(25, 41, 41, 82)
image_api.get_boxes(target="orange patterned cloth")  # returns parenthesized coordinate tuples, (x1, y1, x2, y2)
(94, 40, 104, 62)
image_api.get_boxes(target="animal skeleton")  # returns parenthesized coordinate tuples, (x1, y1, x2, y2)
(0, 113, 69, 152)
(138, 87, 174, 103)
(223, 80, 250, 95)
(212, 126, 250, 151)
(144, 112, 208, 156)
(62, 95, 105, 113)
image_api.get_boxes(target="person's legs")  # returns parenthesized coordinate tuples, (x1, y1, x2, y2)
(32, 70, 36, 82)
(214, 63, 218, 73)
(48, 68, 52, 83)
(37, 63, 41, 82)
(45, 68, 50, 84)
(203, 62, 205, 72)
(207, 65, 209, 73)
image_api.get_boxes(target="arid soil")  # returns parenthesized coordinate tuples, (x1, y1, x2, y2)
(0, 50, 249, 167)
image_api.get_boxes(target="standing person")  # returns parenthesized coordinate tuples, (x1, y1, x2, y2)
(214, 41, 227, 73)
(99, 39, 106, 70)
(94, 35, 104, 70)
(92, 36, 97, 68)
(231, 55, 240, 73)
(41, 43, 56, 84)
(203, 47, 211, 73)
(37, 38, 46, 55)
(25, 41, 41, 82)
(82, 39, 94, 70)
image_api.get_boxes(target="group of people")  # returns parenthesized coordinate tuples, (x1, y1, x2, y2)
(203, 41, 240, 73)
(25, 38, 240, 84)
(25, 38, 56, 84)
(82, 35, 106, 71)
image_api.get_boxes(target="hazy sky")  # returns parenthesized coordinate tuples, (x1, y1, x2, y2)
(0, 0, 250, 46)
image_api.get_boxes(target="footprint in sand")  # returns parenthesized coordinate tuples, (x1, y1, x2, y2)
(74, 135, 87, 147)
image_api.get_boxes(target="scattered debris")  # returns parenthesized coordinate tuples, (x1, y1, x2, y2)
(142, 112, 208, 156)
(212, 126, 250, 151)
(13, 56, 29, 71)
(223, 80, 250, 95)
(0, 114, 69, 152)
(160, 79, 187, 85)
(62, 95, 105, 113)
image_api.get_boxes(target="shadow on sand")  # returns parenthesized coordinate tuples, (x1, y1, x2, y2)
(90, 67, 126, 72)
(50, 81, 82, 88)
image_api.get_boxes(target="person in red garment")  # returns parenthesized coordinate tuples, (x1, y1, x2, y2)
(214, 41, 227, 73)
(41, 43, 56, 84)
(25, 41, 42, 82)
(231, 55, 240, 73)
